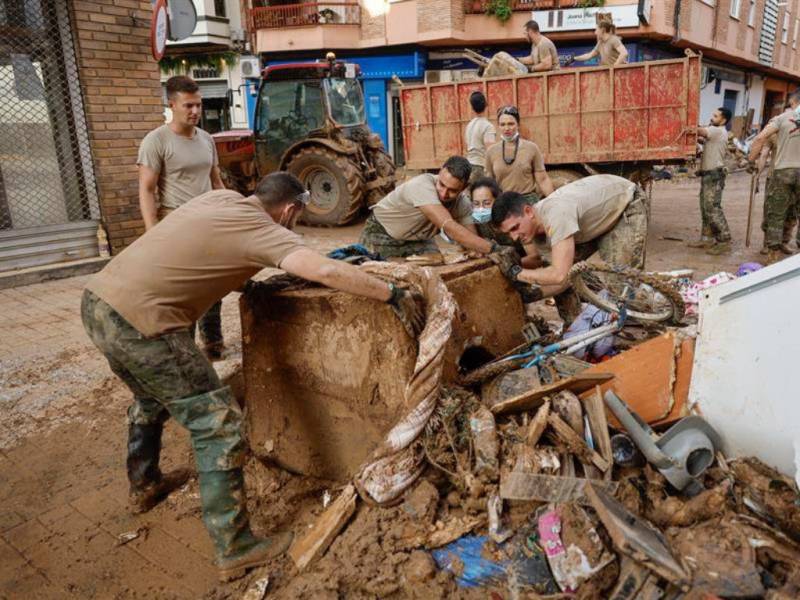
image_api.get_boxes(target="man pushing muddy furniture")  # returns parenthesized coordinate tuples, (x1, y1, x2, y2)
(359, 156, 503, 258)
(490, 174, 648, 323)
(81, 173, 423, 582)
(519, 20, 560, 72)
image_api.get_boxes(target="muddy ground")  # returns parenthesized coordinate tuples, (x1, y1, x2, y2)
(0, 171, 776, 598)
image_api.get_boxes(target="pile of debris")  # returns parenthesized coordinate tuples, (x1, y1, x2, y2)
(227, 264, 799, 599)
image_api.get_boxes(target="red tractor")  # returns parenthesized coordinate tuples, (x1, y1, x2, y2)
(213, 54, 396, 225)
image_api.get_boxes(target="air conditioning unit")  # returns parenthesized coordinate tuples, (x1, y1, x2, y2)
(453, 69, 479, 82)
(424, 70, 453, 84)
(240, 56, 261, 78)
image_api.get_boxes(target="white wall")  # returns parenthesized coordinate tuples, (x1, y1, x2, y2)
(700, 70, 767, 132)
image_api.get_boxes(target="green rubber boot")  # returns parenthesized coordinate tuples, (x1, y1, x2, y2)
(198, 469, 293, 582)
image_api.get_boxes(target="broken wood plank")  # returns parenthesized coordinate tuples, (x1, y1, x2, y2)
(500, 472, 618, 504)
(289, 484, 357, 572)
(491, 371, 614, 415)
(554, 391, 600, 479)
(426, 515, 484, 549)
(608, 558, 650, 600)
(585, 484, 689, 588)
(547, 412, 609, 472)
(525, 399, 550, 446)
(584, 385, 614, 481)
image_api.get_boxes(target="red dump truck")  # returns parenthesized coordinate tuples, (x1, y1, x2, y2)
(400, 50, 702, 187)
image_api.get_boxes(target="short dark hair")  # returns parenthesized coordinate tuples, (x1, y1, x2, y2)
(718, 107, 732, 123)
(254, 172, 306, 208)
(469, 91, 487, 114)
(470, 177, 502, 200)
(598, 21, 614, 34)
(524, 20, 540, 32)
(497, 105, 520, 123)
(442, 156, 472, 185)
(166, 75, 199, 100)
(789, 89, 800, 105)
(491, 191, 529, 225)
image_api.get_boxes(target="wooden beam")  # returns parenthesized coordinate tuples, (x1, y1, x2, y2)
(584, 385, 614, 481)
(491, 372, 613, 415)
(547, 412, 610, 472)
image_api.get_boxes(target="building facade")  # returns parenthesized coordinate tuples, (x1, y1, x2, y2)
(0, 0, 163, 270)
(246, 0, 800, 161)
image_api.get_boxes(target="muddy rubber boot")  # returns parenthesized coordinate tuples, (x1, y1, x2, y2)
(705, 241, 731, 255)
(687, 237, 714, 248)
(127, 423, 191, 514)
(760, 244, 769, 255)
(198, 469, 293, 582)
(766, 249, 784, 265)
(780, 242, 796, 255)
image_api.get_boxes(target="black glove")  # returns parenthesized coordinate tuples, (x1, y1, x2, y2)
(513, 281, 544, 304)
(563, 54, 575, 67)
(488, 246, 522, 282)
(387, 284, 425, 338)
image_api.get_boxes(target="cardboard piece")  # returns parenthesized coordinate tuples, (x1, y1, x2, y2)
(579, 332, 694, 426)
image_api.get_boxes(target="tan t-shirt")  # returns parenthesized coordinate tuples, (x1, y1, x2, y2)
(595, 35, 626, 66)
(371, 173, 473, 240)
(465, 117, 496, 167)
(530, 36, 560, 71)
(772, 110, 800, 170)
(485, 139, 546, 195)
(137, 125, 218, 210)
(535, 174, 635, 245)
(86, 190, 305, 337)
(700, 125, 728, 171)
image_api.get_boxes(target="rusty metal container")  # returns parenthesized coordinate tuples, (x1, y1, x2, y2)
(240, 260, 525, 481)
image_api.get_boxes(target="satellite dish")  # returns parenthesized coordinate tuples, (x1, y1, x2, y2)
(167, 0, 197, 42)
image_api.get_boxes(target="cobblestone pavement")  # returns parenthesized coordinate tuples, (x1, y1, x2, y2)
(0, 172, 773, 598)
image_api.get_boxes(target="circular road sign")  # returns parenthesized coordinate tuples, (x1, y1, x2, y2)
(151, 0, 169, 61)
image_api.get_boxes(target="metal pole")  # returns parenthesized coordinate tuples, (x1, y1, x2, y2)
(745, 170, 757, 248)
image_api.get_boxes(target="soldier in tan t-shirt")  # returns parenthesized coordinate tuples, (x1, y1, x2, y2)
(485, 105, 554, 201)
(574, 22, 628, 66)
(138, 76, 227, 359)
(688, 107, 733, 254)
(490, 174, 647, 323)
(464, 91, 496, 182)
(520, 20, 560, 72)
(750, 89, 800, 263)
(82, 172, 424, 581)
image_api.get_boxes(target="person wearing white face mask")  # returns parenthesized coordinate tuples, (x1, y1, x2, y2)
(485, 105, 554, 204)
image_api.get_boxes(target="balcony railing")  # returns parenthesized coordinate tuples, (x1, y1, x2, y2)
(251, 2, 361, 29)
(464, 0, 580, 14)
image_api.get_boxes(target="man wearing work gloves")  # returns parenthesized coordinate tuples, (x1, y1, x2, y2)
(81, 172, 423, 582)
(490, 174, 648, 323)
(359, 155, 505, 258)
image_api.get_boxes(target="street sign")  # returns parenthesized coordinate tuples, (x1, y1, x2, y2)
(150, 0, 168, 61)
(167, 0, 198, 42)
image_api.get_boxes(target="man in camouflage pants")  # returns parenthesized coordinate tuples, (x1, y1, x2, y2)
(750, 89, 800, 264)
(489, 174, 648, 324)
(82, 173, 423, 581)
(689, 107, 732, 255)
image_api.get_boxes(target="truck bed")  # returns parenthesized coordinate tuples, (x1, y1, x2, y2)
(400, 52, 701, 171)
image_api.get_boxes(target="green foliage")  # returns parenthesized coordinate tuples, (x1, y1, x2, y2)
(485, 0, 513, 24)
(578, 0, 605, 7)
(159, 51, 238, 75)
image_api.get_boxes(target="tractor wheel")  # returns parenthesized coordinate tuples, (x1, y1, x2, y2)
(547, 169, 584, 191)
(366, 149, 397, 206)
(219, 166, 254, 196)
(286, 147, 365, 226)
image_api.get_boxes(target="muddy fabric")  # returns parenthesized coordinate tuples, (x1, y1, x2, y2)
(595, 34, 626, 66)
(700, 125, 728, 171)
(485, 139, 546, 195)
(137, 124, 218, 210)
(370, 173, 473, 241)
(86, 190, 305, 338)
(772, 111, 800, 170)
(698, 169, 731, 243)
(81, 290, 245, 472)
(359, 213, 440, 258)
(355, 263, 456, 504)
(465, 117, 495, 168)
(536, 174, 636, 245)
(764, 168, 800, 249)
(529, 35, 560, 70)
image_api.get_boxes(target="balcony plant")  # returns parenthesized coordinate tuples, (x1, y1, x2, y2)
(485, 0, 512, 23)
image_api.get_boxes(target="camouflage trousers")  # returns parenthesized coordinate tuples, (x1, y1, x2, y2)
(698, 169, 731, 242)
(359, 213, 439, 258)
(555, 185, 649, 324)
(763, 168, 800, 249)
(81, 290, 245, 472)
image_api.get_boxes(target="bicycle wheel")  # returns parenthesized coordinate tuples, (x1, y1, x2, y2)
(569, 262, 685, 324)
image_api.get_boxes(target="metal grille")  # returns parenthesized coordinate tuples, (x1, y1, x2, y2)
(0, 0, 99, 232)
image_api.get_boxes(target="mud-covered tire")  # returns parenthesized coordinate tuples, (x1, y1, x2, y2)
(286, 147, 365, 226)
(569, 261, 686, 324)
(366, 149, 396, 207)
